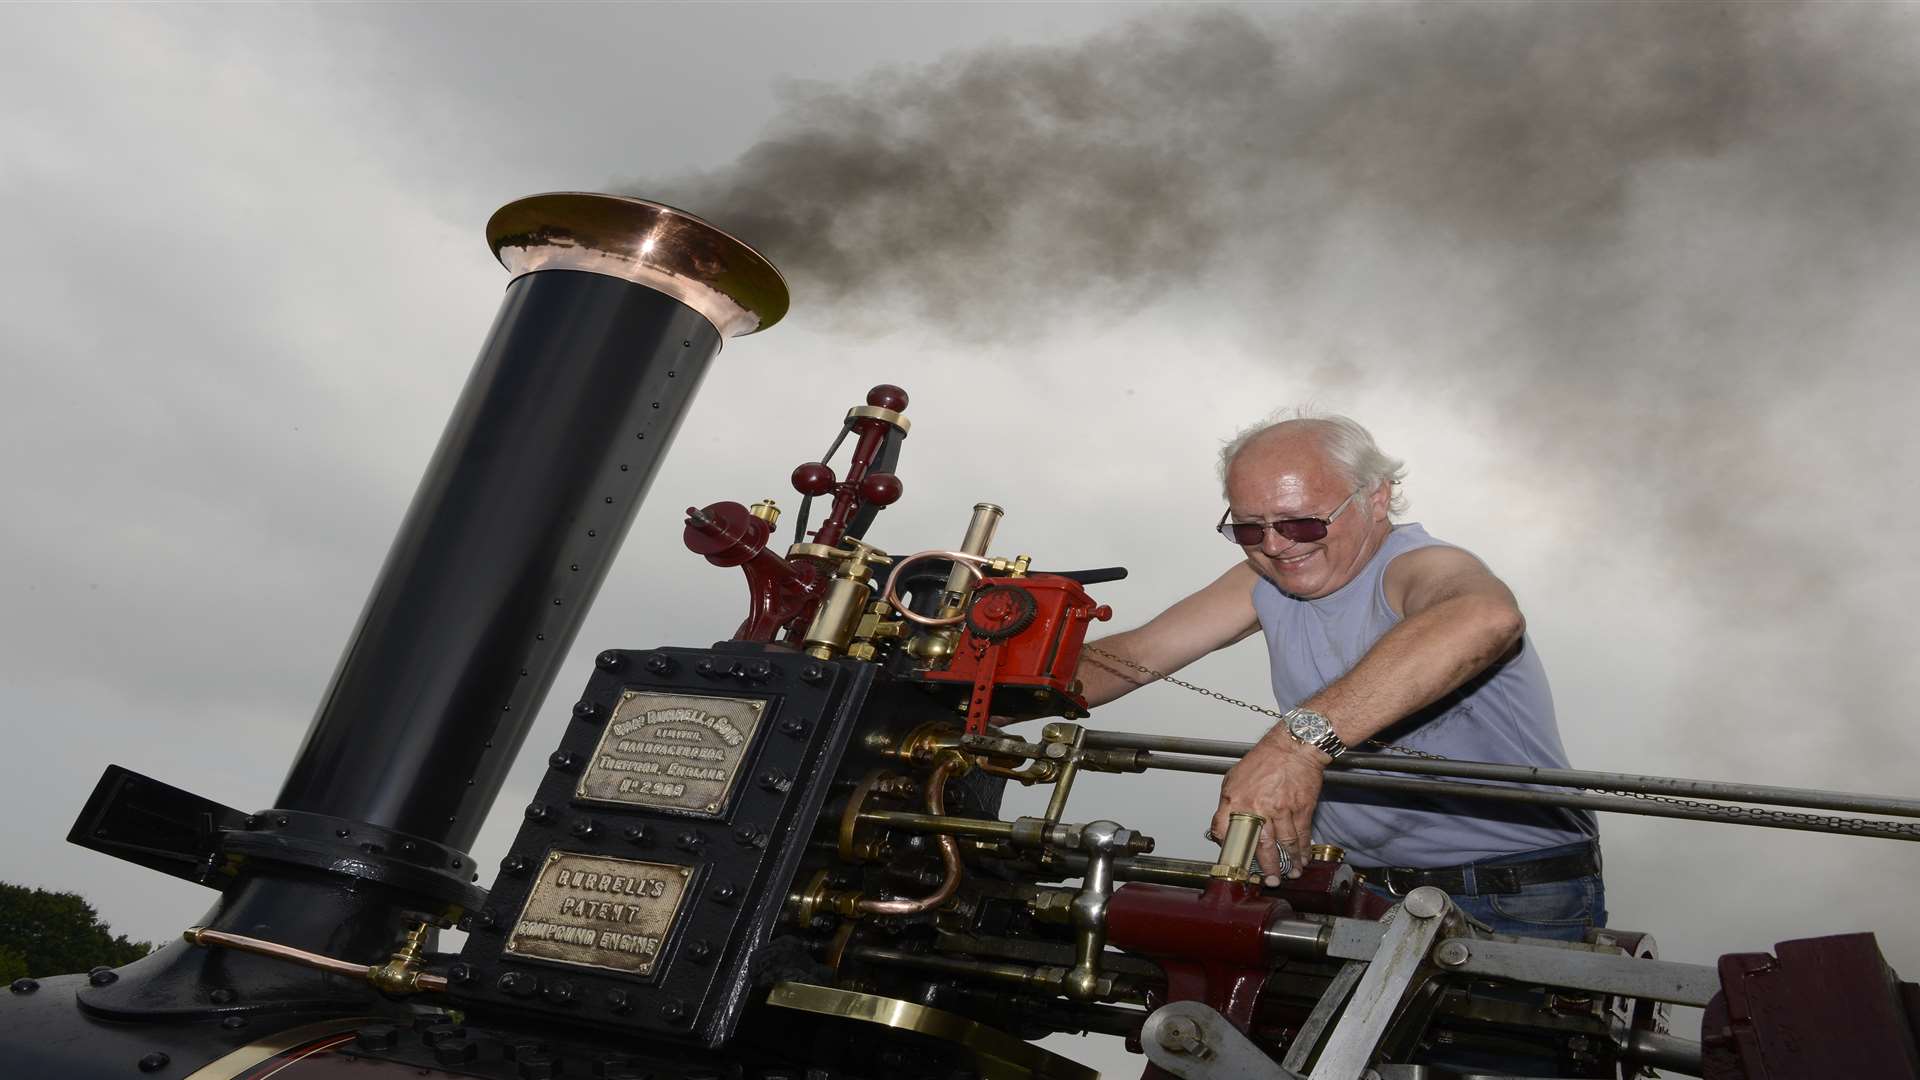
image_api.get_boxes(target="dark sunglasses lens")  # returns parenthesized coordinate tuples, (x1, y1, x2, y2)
(1275, 519, 1330, 543)
(1220, 523, 1265, 545)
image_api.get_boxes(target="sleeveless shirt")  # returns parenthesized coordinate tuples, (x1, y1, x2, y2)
(1251, 523, 1595, 868)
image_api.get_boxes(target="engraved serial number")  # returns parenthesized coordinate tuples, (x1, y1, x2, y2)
(619, 778, 686, 798)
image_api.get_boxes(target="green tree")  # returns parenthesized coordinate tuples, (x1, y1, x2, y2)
(0, 882, 153, 978)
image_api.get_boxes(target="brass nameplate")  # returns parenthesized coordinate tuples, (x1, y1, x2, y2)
(577, 690, 766, 815)
(504, 851, 692, 976)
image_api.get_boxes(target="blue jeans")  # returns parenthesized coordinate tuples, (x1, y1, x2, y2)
(1362, 840, 1608, 942)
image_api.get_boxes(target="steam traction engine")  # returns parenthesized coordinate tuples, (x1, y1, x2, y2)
(4, 193, 1919, 1080)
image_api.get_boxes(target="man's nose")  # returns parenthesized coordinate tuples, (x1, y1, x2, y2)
(1260, 528, 1300, 557)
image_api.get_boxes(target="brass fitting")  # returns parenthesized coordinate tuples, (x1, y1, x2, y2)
(749, 499, 782, 526)
(1311, 843, 1346, 865)
(1027, 888, 1076, 925)
(1208, 813, 1265, 882)
(368, 922, 434, 994)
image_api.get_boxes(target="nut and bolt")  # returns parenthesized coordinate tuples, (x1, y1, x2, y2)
(1434, 940, 1472, 968)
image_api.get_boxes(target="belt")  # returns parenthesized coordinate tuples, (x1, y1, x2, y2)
(1369, 845, 1600, 897)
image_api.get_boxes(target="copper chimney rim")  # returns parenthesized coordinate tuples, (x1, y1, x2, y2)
(488, 191, 790, 340)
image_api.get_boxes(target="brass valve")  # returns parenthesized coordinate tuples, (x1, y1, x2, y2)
(801, 537, 892, 660)
(749, 498, 782, 526)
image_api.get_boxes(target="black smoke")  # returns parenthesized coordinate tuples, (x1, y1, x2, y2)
(631, 2, 1920, 764)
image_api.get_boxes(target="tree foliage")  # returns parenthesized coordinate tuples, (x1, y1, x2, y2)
(0, 882, 153, 979)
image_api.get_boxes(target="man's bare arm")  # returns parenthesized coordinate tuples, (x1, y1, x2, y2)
(1077, 562, 1264, 707)
(1299, 545, 1525, 748)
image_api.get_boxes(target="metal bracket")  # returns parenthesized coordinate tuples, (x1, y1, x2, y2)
(1142, 1000, 1306, 1080)
(1307, 886, 1452, 1080)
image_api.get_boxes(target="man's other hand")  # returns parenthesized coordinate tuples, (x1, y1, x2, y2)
(1210, 736, 1328, 885)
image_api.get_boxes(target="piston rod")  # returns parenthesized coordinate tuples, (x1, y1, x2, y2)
(1082, 731, 1920, 819)
(1137, 752, 1920, 843)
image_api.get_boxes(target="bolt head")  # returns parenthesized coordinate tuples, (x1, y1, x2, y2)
(623, 826, 649, 845)
(1157, 1016, 1201, 1052)
(644, 654, 676, 675)
(524, 802, 552, 824)
(572, 700, 601, 722)
(9, 978, 38, 994)
(1402, 886, 1448, 919)
(1435, 940, 1471, 968)
(137, 1052, 171, 1073)
(88, 968, 119, 986)
(595, 651, 624, 672)
(220, 1015, 247, 1030)
(207, 987, 235, 1004)
(571, 818, 598, 839)
(800, 664, 827, 685)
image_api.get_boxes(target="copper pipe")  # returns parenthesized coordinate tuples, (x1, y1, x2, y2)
(856, 754, 966, 916)
(183, 926, 449, 993)
(185, 926, 375, 981)
(882, 550, 989, 627)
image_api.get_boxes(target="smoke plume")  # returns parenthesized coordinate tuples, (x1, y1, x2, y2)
(630, 2, 1920, 769)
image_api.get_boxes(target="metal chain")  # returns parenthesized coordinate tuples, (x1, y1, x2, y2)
(1080, 646, 1920, 839)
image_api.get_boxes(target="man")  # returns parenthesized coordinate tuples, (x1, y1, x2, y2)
(1076, 413, 1603, 939)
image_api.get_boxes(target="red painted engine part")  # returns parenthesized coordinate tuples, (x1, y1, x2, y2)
(682, 500, 822, 641)
(918, 574, 1111, 735)
(683, 384, 908, 641)
(1701, 933, 1920, 1079)
(1108, 879, 1286, 1034)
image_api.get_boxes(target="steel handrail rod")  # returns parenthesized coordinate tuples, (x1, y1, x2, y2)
(1081, 730, 1920, 819)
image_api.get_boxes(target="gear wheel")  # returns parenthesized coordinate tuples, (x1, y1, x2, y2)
(964, 584, 1038, 641)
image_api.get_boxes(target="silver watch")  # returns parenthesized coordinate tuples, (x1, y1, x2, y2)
(1283, 707, 1348, 760)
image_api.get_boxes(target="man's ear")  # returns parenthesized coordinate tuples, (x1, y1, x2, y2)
(1368, 480, 1393, 520)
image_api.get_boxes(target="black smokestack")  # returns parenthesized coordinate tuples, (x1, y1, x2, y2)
(277, 193, 789, 855)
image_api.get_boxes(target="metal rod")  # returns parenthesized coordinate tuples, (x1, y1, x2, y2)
(858, 809, 1017, 840)
(1085, 731, 1920, 819)
(1137, 753, 1920, 843)
(1626, 1029, 1704, 1076)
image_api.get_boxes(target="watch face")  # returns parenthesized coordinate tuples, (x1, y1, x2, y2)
(1289, 710, 1331, 741)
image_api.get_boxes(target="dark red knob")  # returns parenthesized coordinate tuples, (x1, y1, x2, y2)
(866, 384, 908, 411)
(859, 472, 903, 506)
(792, 461, 836, 497)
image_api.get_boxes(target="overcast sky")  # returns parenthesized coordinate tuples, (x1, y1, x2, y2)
(4, 3, 1918, 1074)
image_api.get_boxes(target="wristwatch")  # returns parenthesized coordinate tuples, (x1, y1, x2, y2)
(1283, 707, 1349, 761)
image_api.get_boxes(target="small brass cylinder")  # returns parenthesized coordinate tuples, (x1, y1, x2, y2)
(749, 499, 782, 526)
(944, 503, 1003, 598)
(804, 575, 872, 659)
(1208, 813, 1264, 881)
(1310, 843, 1346, 864)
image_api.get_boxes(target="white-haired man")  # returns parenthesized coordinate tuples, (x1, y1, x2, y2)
(1079, 413, 1603, 939)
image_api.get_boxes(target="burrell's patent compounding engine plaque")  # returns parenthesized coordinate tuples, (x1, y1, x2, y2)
(504, 851, 693, 976)
(577, 690, 766, 815)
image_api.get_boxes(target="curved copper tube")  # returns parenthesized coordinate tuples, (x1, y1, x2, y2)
(856, 755, 966, 916)
(881, 550, 989, 627)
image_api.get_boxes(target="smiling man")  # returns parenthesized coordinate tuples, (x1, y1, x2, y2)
(1078, 412, 1604, 940)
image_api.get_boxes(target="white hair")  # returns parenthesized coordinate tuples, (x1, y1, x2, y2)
(1218, 408, 1409, 515)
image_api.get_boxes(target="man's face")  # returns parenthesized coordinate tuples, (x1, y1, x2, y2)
(1224, 430, 1389, 600)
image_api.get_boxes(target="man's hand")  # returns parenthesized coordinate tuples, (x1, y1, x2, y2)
(1210, 735, 1328, 884)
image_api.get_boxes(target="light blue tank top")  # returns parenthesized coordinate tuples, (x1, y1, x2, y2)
(1251, 523, 1595, 868)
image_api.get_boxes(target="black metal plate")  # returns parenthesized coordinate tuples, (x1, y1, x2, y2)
(453, 642, 874, 1047)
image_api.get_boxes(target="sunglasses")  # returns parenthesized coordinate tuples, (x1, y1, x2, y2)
(1216, 490, 1361, 546)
